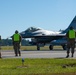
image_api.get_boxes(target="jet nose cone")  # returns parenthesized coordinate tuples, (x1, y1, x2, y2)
(20, 31, 26, 35)
(20, 31, 26, 36)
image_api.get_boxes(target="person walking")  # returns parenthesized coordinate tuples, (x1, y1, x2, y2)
(66, 26, 76, 58)
(12, 30, 22, 56)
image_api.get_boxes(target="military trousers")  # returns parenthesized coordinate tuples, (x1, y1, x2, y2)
(13, 42, 21, 56)
(67, 39, 75, 54)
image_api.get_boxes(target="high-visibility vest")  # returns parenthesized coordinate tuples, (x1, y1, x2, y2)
(13, 34, 20, 41)
(69, 30, 75, 39)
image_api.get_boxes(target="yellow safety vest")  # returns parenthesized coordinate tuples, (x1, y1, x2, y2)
(13, 34, 20, 41)
(69, 30, 75, 39)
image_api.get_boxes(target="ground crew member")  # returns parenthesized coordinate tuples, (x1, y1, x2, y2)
(12, 30, 22, 56)
(0, 36, 1, 58)
(66, 26, 76, 58)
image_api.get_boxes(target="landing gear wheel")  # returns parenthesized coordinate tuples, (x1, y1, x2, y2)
(37, 43, 40, 50)
(37, 46, 40, 50)
(49, 45, 53, 50)
(62, 45, 67, 50)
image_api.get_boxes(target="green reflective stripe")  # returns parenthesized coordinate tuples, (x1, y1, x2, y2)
(69, 30, 75, 38)
(14, 34, 20, 41)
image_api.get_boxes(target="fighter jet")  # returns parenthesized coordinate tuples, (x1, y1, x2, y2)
(20, 16, 76, 50)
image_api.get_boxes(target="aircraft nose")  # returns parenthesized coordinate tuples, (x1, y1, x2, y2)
(20, 31, 25, 34)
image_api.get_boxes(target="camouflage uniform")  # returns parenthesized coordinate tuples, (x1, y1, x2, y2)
(0, 36, 1, 58)
(66, 27, 76, 58)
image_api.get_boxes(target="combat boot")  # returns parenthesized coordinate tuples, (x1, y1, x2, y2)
(71, 53, 74, 57)
(66, 54, 69, 58)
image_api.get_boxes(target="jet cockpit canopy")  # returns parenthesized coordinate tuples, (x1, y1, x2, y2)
(25, 27, 42, 32)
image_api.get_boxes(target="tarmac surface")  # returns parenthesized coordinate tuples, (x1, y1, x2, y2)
(1, 49, 76, 59)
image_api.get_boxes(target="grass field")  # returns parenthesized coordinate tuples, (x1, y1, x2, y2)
(0, 58, 76, 75)
(0, 46, 76, 75)
(1, 46, 63, 50)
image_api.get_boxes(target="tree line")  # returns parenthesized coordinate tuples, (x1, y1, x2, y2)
(0, 39, 30, 46)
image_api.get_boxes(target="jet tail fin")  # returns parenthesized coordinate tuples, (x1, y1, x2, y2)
(62, 16, 76, 33)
